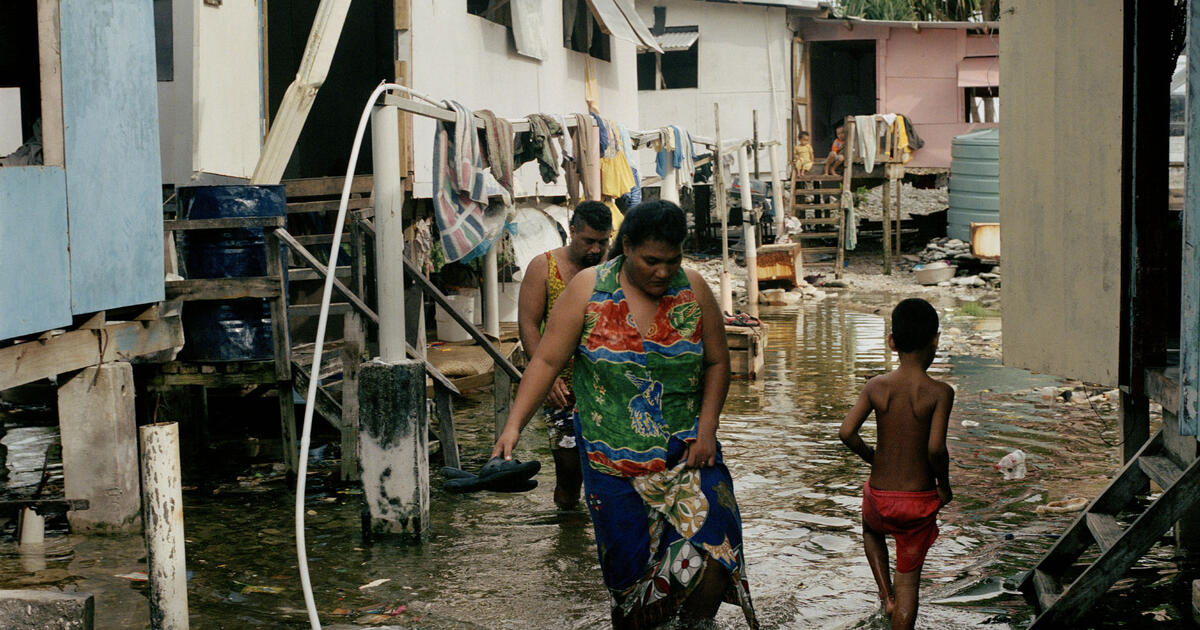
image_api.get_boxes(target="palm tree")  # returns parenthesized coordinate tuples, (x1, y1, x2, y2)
(837, 0, 1001, 21)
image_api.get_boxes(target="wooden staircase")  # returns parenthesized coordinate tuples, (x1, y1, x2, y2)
(789, 172, 845, 277)
(1018, 428, 1200, 627)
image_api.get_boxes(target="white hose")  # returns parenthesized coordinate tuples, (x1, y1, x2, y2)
(294, 80, 436, 630)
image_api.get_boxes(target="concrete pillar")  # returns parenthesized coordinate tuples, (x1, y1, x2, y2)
(358, 359, 428, 541)
(140, 422, 189, 629)
(372, 103, 406, 363)
(58, 363, 141, 532)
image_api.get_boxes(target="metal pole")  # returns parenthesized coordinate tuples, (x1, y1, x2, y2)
(140, 422, 189, 630)
(737, 145, 760, 318)
(483, 246, 500, 338)
(752, 110, 760, 177)
(714, 104, 733, 313)
(768, 142, 785, 243)
(371, 103, 406, 362)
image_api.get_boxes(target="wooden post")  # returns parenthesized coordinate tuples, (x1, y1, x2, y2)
(737, 145, 760, 318)
(882, 178, 892, 275)
(266, 231, 297, 472)
(140, 422, 189, 630)
(434, 381, 460, 469)
(838, 117, 855, 279)
(358, 359, 428, 541)
(752, 110, 760, 177)
(340, 311, 364, 481)
(493, 364, 512, 441)
(894, 174, 902, 255)
(714, 104, 733, 313)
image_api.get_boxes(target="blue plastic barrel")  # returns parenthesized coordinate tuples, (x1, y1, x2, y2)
(176, 185, 287, 361)
(948, 128, 999, 241)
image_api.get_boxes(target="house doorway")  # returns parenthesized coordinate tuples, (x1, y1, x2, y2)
(809, 40, 875, 159)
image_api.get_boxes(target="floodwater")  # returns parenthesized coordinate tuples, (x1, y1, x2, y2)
(0, 297, 1191, 628)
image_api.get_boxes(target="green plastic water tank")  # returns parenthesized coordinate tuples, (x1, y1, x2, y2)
(948, 127, 999, 241)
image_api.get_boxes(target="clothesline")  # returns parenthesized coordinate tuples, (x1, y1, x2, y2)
(386, 93, 726, 151)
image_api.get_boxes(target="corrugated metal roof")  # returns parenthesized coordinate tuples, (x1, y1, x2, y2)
(657, 30, 700, 52)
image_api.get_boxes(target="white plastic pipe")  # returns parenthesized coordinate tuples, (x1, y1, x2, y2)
(371, 103, 406, 362)
(140, 422, 189, 629)
(293, 81, 442, 630)
(661, 162, 680, 204)
(737, 146, 759, 318)
(483, 246, 500, 338)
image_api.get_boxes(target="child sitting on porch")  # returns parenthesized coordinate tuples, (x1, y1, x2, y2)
(839, 297, 954, 630)
(824, 125, 847, 176)
(794, 131, 814, 178)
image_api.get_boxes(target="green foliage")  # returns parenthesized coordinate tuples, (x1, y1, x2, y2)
(838, 0, 914, 20)
(836, 0, 1000, 21)
(955, 301, 1000, 318)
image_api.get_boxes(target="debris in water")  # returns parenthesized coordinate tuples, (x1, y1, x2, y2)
(241, 585, 285, 594)
(359, 578, 391, 590)
(114, 572, 148, 582)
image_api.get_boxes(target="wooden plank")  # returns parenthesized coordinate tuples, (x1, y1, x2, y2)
(0, 498, 89, 516)
(286, 196, 373, 215)
(266, 231, 292, 381)
(287, 266, 352, 282)
(341, 311, 364, 481)
(288, 303, 353, 318)
(36, 0, 64, 167)
(165, 277, 281, 301)
(435, 381, 460, 469)
(153, 371, 278, 387)
(1145, 367, 1180, 415)
(1031, 569, 1062, 612)
(493, 366, 512, 441)
(293, 233, 351, 246)
(1139, 454, 1183, 489)
(0, 316, 183, 391)
(283, 175, 374, 198)
(1085, 512, 1123, 553)
(164, 216, 286, 231)
(278, 377, 299, 473)
(291, 361, 343, 432)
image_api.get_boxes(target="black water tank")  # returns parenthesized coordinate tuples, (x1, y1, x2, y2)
(176, 185, 287, 362)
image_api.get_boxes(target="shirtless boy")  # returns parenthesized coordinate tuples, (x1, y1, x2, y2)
(824, 125, 847, 176)
(839, 298, 954, 630)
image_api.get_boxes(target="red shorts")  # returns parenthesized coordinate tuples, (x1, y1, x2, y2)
(862, 481, 941, 573)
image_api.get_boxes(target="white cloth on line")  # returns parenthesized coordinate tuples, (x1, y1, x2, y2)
(855, 115, 878, 171)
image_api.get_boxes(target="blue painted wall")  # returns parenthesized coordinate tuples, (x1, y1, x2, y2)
(60, 0, 164, 313)
(0, 167, 71, 339)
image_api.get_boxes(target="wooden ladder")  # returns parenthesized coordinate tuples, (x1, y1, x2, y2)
(790, 171, 845, 277)
(1018, 429, 1200, 627)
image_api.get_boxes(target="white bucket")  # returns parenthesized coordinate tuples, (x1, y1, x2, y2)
(436, 289, 478, 343)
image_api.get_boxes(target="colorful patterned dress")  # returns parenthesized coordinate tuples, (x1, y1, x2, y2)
(573, 256, 758, 629)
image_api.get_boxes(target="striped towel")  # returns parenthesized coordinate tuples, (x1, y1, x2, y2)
(432, 100, 511, 263)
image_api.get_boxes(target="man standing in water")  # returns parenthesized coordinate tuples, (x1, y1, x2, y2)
(517, 201, 611, 509)
(840, 297, 954, 630)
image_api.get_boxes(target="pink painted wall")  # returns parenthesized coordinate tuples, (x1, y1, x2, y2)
(800, 20, 998, 169)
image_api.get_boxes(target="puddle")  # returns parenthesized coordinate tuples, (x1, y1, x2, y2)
(0, 298, 1187, 628)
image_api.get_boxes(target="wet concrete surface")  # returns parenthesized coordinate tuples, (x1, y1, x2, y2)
(0, 297, 1193, 628)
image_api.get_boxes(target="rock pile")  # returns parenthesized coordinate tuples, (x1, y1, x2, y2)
(920, 237, 972, 263)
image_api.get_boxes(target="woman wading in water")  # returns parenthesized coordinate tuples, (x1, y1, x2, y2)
(492, 201, 759, 629)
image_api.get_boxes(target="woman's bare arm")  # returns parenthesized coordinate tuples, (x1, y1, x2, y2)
(685, 269, 730, 468)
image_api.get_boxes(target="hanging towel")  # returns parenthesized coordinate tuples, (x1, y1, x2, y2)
(477, 109, 515, 195)
(432, 100, 512, 263)
(552, 113, 574, 162)
(615, 123, 642, 207)
(855, 115, 877, 171)
(515, 114, 562, 184)
(570, 113, 601, 201)
(653, 127, 677, 178)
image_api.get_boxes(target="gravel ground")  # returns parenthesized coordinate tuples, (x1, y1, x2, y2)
(854, 182, 948, 221)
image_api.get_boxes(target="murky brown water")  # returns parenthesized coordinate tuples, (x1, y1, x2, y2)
(0, 298, 1192, 628)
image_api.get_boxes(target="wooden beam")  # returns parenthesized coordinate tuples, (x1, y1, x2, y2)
(164, 216, 286, 231)
(283, 175, 374, 198)
(36, 0, 64, 167)
(286, 197, 373, 215)
(165, 277, 281, 301)
(0, 316, 184, 391)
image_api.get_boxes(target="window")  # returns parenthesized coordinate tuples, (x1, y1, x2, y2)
(467, 0, 512, 28)
(0, 1, 43, 165)
(153, 0, 174, 81)
(563, 0, 611, 61)
(636, 27, 698, 91)
(965, 86, 999, 123)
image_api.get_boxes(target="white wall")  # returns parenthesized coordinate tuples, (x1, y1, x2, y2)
(193, 1, 263, 179)
(157, 0, 262, 185)
(157, 0, 193, 185)
(635, 0, 791, 174)
(410, 0, 641, 198)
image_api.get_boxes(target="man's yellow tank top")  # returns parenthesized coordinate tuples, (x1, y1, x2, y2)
(544, 251, 573, 386)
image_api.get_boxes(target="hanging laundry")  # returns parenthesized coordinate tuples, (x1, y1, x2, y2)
(432, 100, 512, 263)
(570, 112, 601, 201)
(515, 114, 562, 184)
(653, 127, 676, 178)
(615, 123, 642, 207)
(854, 115, 878, 171)
(476, 109, 515, 195)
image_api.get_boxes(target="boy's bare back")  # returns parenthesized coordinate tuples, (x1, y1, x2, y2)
(860, 369, 954, 492)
